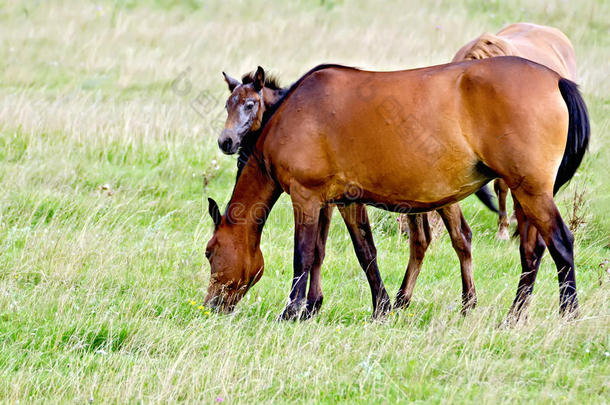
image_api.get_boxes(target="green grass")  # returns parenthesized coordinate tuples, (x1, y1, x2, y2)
(0, 0, 608, 403)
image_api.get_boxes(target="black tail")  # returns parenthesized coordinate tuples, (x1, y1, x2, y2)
(554, 78, 590, 195)
(475, 186, 499, 213)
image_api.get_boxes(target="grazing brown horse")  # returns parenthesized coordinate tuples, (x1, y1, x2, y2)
(205, 57, 589, 322)
(453, 23, 578, 240)
(216, 68, 476, 317)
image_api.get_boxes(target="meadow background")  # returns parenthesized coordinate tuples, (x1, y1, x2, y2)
(0, 0, 608, 403)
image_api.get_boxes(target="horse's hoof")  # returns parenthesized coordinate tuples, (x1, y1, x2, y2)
(277, 309, 298, 321)
(509, 213, 518, 225)
(461, 296, 477, 315)
(277, 302, 303, 321)
(496, 227, 510, 240)
(372, 297, 392, 319)
(559, 301, 579, 321)
(500, 308, 528, 328)
(303, 297, 323, 319)
(393, 293, 411, 310)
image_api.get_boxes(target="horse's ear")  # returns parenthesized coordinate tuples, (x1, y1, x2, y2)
(222, 72, 240, 92)
(253, 66, 265, 92)
(208, 197, 222, 228)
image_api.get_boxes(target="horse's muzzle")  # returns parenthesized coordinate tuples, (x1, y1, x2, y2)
(218, 130, 241, 155)
(204, 291, 238, 314)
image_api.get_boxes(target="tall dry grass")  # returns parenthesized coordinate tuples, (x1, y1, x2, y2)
(0, 0, 608, 403)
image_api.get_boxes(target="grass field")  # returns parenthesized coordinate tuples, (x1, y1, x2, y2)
(0, 0, 608, 403)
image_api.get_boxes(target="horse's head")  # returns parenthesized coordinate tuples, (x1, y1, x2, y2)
(219, 66, 285, 155)
(203, 198, 264, 312)
(219, 66, 266, 154)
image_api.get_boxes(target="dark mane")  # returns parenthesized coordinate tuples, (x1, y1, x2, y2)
(235, 64, 359, 180)
(241, 72, 282, 90)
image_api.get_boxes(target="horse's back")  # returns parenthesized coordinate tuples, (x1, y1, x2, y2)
(497, 23, 577, 80)
(262, 58, 567, 203)
(453, 23, 577, 80)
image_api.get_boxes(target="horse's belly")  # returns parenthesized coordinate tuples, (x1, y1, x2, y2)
(328, 158, 489, 212)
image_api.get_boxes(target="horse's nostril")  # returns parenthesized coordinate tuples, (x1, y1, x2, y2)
(222, 138, 233, 151)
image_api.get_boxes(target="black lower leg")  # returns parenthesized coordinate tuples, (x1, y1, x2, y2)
(339, 204, 391, 318)
(279, 204, 321, 321)
(395, 213, 430, 309)
(438, 205, 476, 313)
(304, 206, 333, 318)
(509, 190, 579, 320)
(546, 217, 578, 315)
(511, 233, 545, 314)
(508, 201, 546, 320)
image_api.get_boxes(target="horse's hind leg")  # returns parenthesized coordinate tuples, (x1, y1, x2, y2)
(395, 213, 431, 310)
(338, 203, 391, 318)
(505, 197, 546, 323)
(437, 204, 476, 314)
(303, 205, 333, 319)
(510, 190, 578, 317)
(494, 179, 510, 240)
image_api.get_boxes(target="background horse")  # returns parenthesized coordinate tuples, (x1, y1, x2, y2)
(205, 57, 588, 322)
(452, 22, 578, 239)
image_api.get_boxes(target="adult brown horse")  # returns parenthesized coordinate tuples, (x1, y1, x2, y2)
(453, 23, 578, 240)
(205, 56, 589, 322)
(215, 68, 475, 317)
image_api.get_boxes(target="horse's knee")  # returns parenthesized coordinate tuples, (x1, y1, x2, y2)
(410, 234, 429, 260)
(314, 240, 326, 264)
(450, 228, 471, 258)
(461, 220, 472, 244)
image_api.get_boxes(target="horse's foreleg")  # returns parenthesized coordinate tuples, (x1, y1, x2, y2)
(494, 179, 510, 240)
(303, 205, 333, 319)
(510, 190, 577, 318)
(437, 204, 476, 314)
(504, 197, 546, 324)
(395, 213, 431, 310)
(338, 203, 391, 319)
(278, 198, 322, 321)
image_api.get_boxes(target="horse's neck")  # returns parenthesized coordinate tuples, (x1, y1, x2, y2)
(236, 86, 288, 179)
(227, 156, 281, 240)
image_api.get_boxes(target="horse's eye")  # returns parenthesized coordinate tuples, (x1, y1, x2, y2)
(205, 250, 212, 259)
